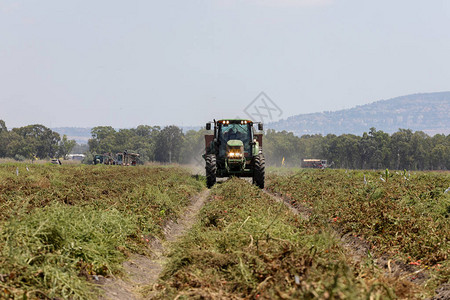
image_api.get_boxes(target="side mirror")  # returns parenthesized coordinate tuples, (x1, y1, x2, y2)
(206, 123, 211, 130)
(258, 123, 263, 131)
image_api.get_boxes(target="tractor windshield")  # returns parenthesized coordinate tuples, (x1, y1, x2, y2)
(218, 123, 252, 156)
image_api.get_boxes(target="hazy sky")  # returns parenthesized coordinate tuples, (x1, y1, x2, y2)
(1, 0, 449, 128)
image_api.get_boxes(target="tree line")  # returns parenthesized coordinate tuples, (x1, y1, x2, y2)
(0, 120, 76, 161)
(1, 120, 448, 170)
(265, 127, 450, 170)
(81, 125, 450, 170)
(85, 125, 207, 165)
(0, 121, 207, 164)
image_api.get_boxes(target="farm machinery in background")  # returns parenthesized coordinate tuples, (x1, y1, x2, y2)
(203, 119, 265, 189)
(301, 159, 329, 169)
(93, 153, 116, 165)
(116, 151, 139, 166)
(93, 151, 140, 166)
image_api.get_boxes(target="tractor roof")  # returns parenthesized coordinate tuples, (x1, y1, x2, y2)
(217, 119, 253, 124)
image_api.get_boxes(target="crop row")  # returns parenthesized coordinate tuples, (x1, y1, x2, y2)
(266, 169, 450, 294)
(152, 178, 420, 299)
(0, 164, 203, 299)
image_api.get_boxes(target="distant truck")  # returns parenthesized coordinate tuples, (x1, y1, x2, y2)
(301, 159, 328, 169)
(51, 158, 62, 165)
(93, 151, 140, 166)
(67, 154, 85, 161)
(93, 154, 105, 165)
(93, 153, 115, 165)
(116, 151, 139, 166)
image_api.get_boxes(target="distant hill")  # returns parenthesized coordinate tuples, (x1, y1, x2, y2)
(268, 92, 450, 136)
(53, 92, 449, 142)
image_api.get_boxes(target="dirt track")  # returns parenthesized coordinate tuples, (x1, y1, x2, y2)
(99, 189, 210, 299)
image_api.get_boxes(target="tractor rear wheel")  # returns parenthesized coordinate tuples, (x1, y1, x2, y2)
(253, 154, 265, 189)
(205, 154, 217, 188)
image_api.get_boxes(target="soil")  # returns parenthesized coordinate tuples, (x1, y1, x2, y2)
(98, 189, 210, 300)
(431, 284, 450, 300)
(263, 188, 312, 220)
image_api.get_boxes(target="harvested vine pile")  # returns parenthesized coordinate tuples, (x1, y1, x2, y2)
(0, 164, 203, 299)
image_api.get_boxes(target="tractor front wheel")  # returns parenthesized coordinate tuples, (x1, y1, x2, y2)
(205, 154, 217, 188)
(253, 154, 265, 189)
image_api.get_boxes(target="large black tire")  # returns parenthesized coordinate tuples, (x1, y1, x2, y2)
(253, 153, 265, 189)
(205, 154, 217, 188)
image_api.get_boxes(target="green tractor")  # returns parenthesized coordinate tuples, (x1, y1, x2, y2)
(203, 119, 265, 189)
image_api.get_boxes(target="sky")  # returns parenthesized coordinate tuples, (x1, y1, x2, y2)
(1, 0, 450, 128)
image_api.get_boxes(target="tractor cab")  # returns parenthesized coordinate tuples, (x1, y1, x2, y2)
(217, 120, 252, 157)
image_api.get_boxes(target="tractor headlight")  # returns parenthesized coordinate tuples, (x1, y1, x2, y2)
(226, 143, 244, 160)
(227, 149, 243, 158)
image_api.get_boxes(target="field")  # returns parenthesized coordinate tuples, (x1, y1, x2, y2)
(0, 163, 449, 299)
(0, 163, 203, 299)
(266, 169, 450, 298)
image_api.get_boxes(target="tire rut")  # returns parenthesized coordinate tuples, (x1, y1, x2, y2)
(98, 189, 210, 300)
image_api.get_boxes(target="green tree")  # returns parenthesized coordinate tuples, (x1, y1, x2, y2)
(431, 144, 447, 170)
(0, 120, 9, 157)
(265, 130, 302, 167)
(369, 128, 391, 169)
(410, 131, 431, 170)
(88, 126, 117, 154)
(358, 131, 376, 169)
(154, 126, 184, 163)
(0, 120, 7, 133)
(129, 125, 161, 162)
(300, 134, 325, 161)
(59, 135, 77, 159)
(390, 129, 413, 170)
(430, 134, 449, 170)
(91, 126, 116, 140)
(332, 134, 360, 169)
(5, 131, 28, 158)
(12, 124, 60, 159)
